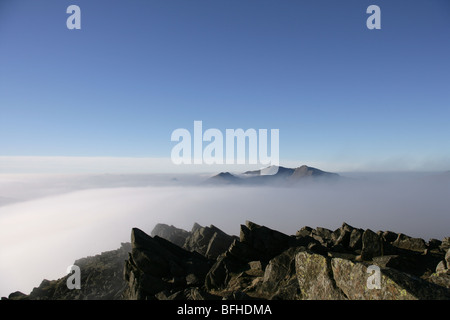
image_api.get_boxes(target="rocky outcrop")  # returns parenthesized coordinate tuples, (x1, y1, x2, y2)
(296, 251, 347, 299)
(204, 221, 313, 293)
(393, 234, 427, 253)
(183, 224, 238, 260)
(5, 221, 450, 300)
(261, 248, 302, 300)
(440, 237, 450, 252)
(361, 229, 383, 260)
(330, 256, 450, 300)
(151, 222, 238, 260)
(151, 223, 190, 248)
(430, 248, 450, 287)
(4, 243, 131, 300)
(122, 228, 211, 300)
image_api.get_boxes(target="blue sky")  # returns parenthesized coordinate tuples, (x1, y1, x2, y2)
(1, 0, 450, 172)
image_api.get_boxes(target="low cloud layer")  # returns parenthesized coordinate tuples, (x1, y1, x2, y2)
(0, 173, 449, 297)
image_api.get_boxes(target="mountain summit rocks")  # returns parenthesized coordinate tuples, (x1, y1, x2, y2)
(4, 222, 450, 300)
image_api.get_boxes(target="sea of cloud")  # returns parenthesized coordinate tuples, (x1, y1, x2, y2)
(0, 172, 449, 297)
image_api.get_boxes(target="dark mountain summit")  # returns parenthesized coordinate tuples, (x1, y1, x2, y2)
(207, 172, 242, 185)
(291, 165, 339, 179)
(207, 165, 339, 186)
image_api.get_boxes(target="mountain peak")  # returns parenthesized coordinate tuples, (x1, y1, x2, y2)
(207, 165, 339, 186)
(291, 165, 338, 178)
(206, 172, 241, 185)
(244, 165, 294, 176)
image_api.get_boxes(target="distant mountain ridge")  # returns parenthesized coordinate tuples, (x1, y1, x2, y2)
(207, 165, 339, 186)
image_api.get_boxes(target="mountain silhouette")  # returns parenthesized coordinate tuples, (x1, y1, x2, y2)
(207, 165, 339, 186)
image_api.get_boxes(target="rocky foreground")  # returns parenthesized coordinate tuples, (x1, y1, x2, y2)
(4, 221, 450, 300)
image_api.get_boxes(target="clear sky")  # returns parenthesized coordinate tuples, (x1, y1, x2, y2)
(1, 0, 450, 172)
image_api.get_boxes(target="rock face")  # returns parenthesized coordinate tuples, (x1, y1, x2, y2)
(4, 243, 131, 300)
(151, 223, 190, 248)
(183, 224, 238, 260)
(4, 222, 450, 300)
(151, 222, 238, 260)
(261, 248, 301, 300)
(393, 234, 427, 253)
(428, 248, 450, 289)
(122, 228, 211, 300)
(361, 229, 383, 260)
(295, 251, 346, 299)
(330, 257, 450, 300)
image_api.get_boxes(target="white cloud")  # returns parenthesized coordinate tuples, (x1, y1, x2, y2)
(0, 172, 449, 298)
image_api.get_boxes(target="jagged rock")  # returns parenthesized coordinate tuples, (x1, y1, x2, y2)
(307, 242, 329, 255)
(349, 228, 363, 250)
(183, 224, 237, 260)
(6, 220, 450, 301)
(372, 255, 403, 268)
(204, 239, 261, 292)
(373, 251, 442, 279)
(204, 254, 233, 291)
(382, 231, 399, 243)
(247, 261, 265, 276)
(331, 223, 354, 249)
(436, 260, 447, 273)
(296, 226, 313, 238)
(191, 223, 202, 233)
(4, 291, 28, 300)
(223, 271, 264, 296)
(151, 223, 191, 248)
(7, 242, 131, 300)
(435, 250, 450, 274)
(331, 258, 450, 300)
(441, 238, 450, 252)
(327, 251, 357, 260)
(183, 224, 217, 255)
(123, 228, 210, 300)
(393, 234, 427, 253)
(428, 239, 442, 251)
(185, 273, 201, 286)
(295, 251, 346, 300)
(151, 222, 236, 260)
(428, 273, 450, 288)
(361, 229, 382, 260)
(311, 227, 333, 247)
(239, 221, 298, 260)
(315, 227, 332, 240)
(205, 229, 238, 259)
(28, 279, 58, 299)
(261, 247, 303, 299)
(227, 239, 263, 262)
(205, 221, 312, 291)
